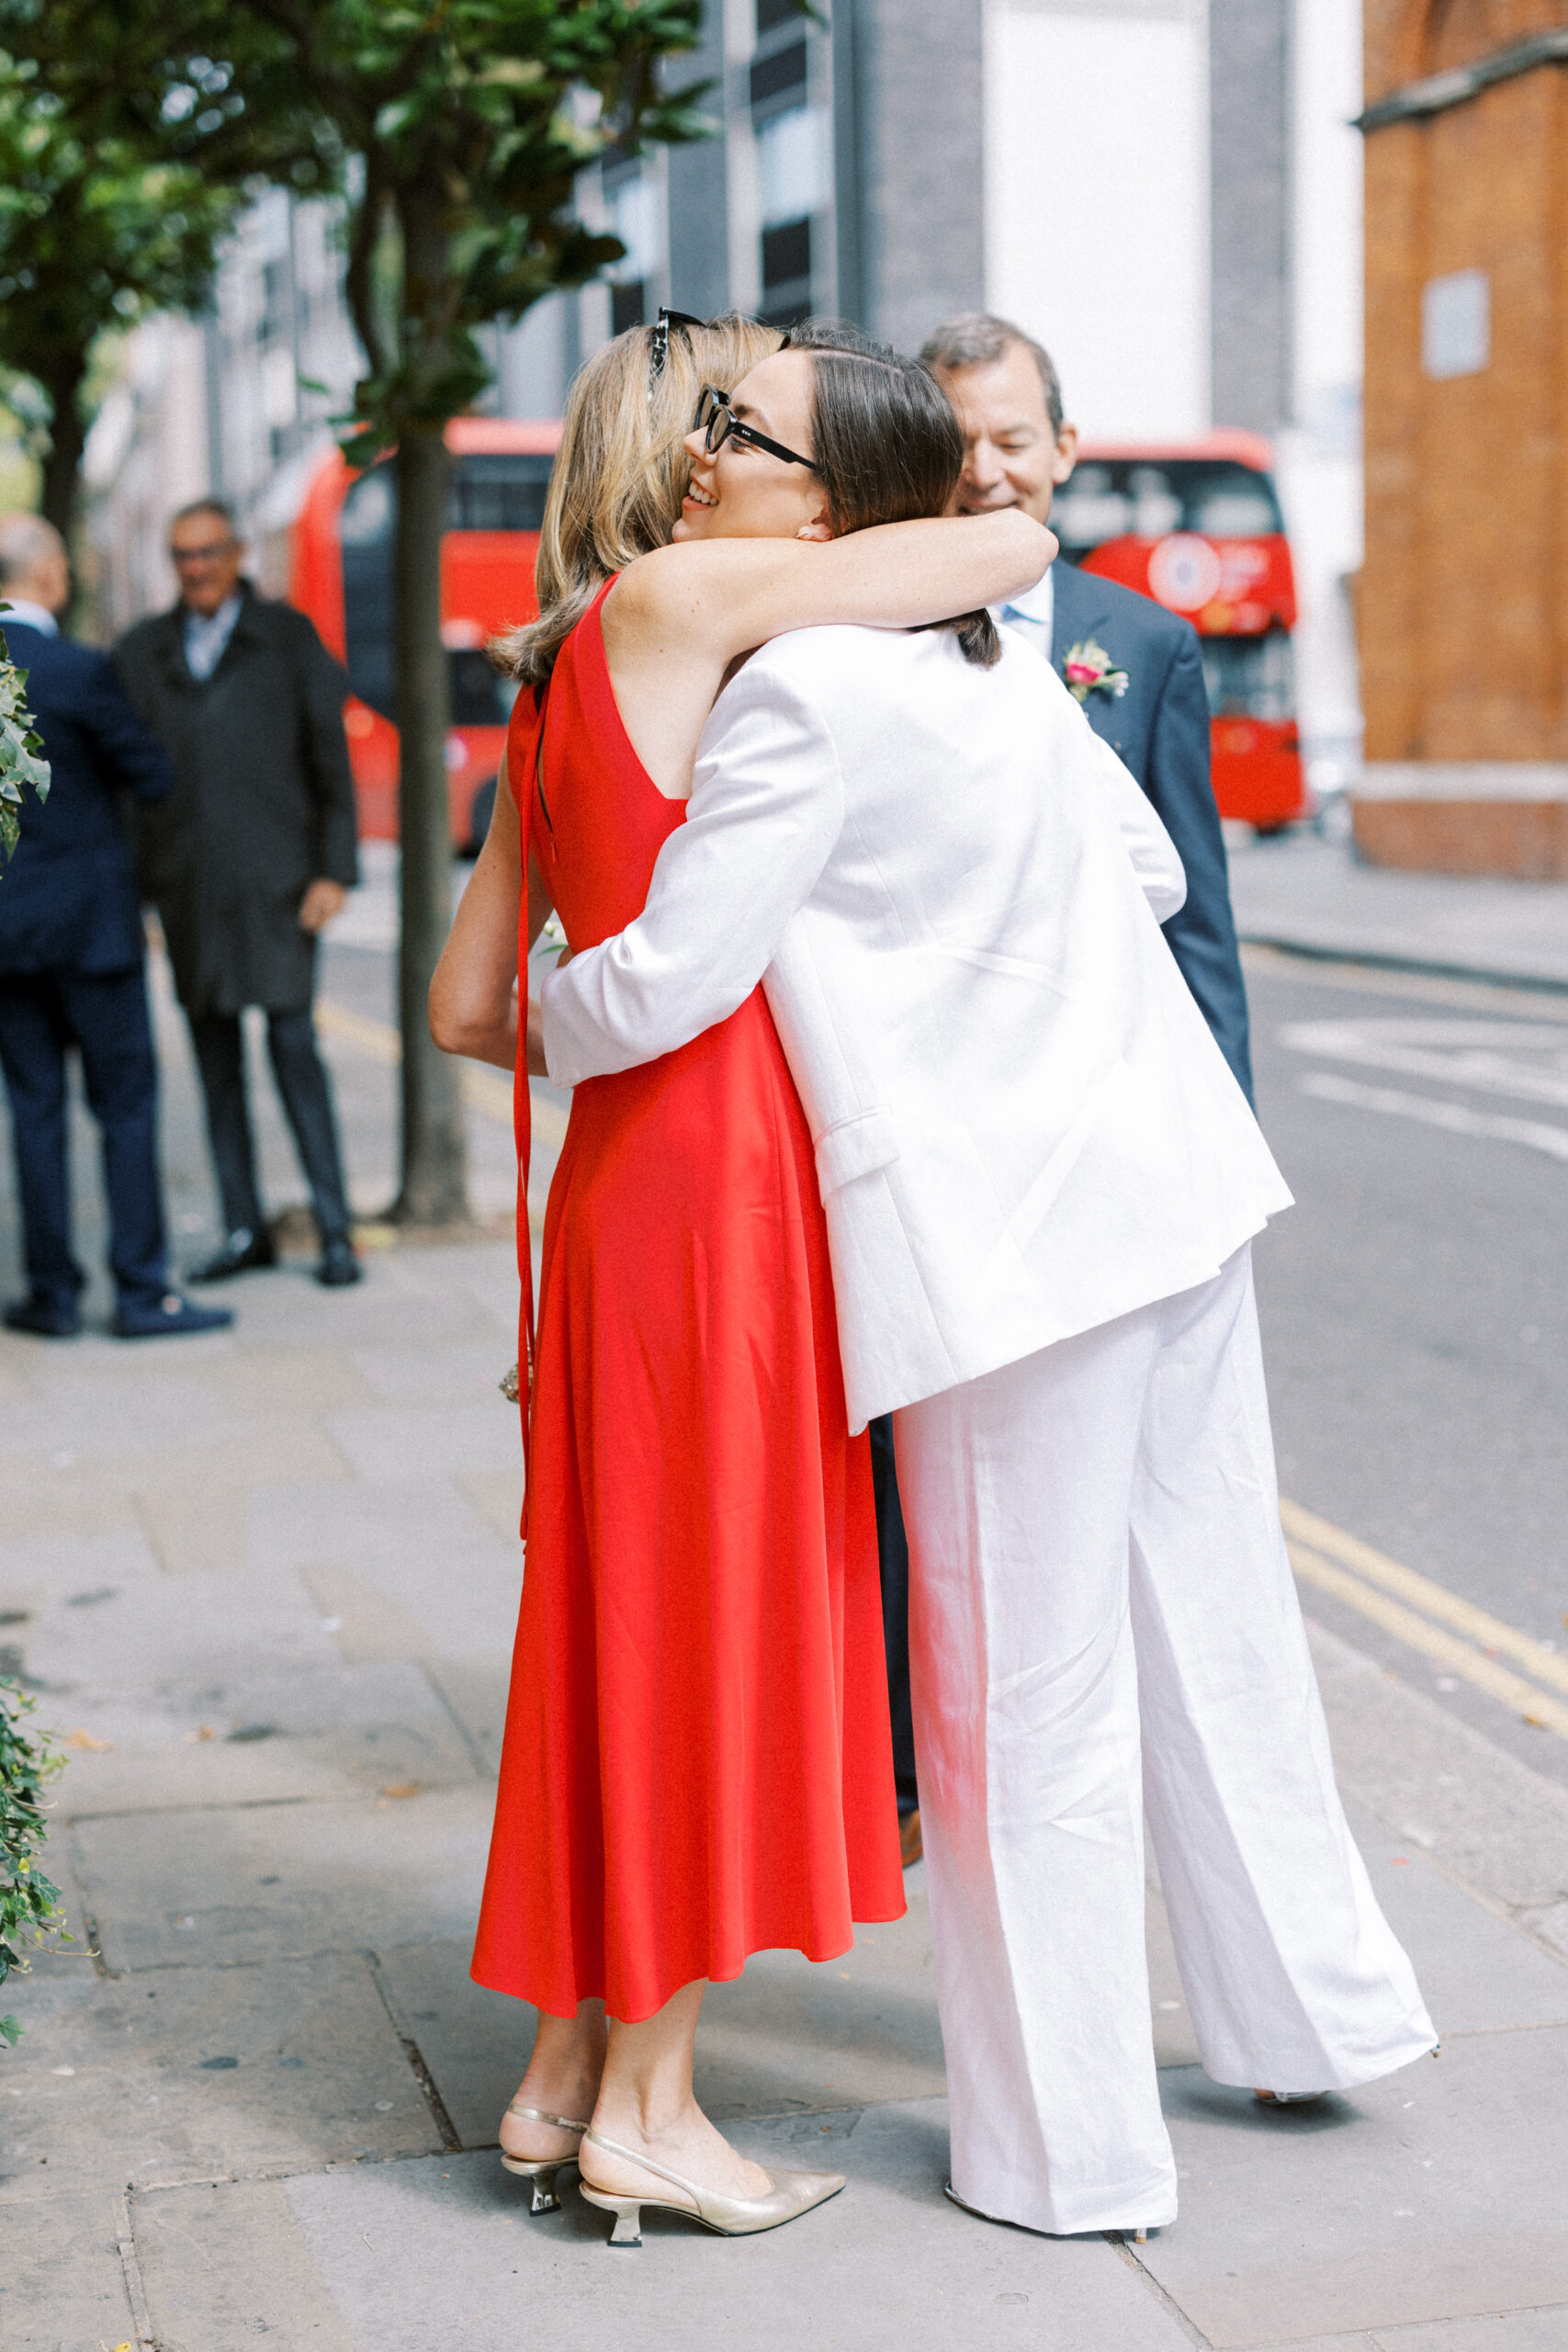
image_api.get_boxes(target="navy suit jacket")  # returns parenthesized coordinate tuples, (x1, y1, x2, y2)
(0, 621, 175, 977)
(1050, 562, 1253, 1102)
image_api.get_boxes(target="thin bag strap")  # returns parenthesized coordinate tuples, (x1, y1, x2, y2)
(507, 675, 553, 1494)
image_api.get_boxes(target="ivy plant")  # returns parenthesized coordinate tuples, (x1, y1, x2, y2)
(0, 1680, 70, 2048)
(0, 606, 50, 875)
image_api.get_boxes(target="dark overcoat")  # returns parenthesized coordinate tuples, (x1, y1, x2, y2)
(0, 619, 175, 977)
(115, 583, 359, 1014)
(1051, 561, 1253, 1103)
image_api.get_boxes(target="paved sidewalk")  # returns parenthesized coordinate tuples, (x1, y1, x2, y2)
(1227, 826, 1568, 990)
(3, 897, 1568, 2348)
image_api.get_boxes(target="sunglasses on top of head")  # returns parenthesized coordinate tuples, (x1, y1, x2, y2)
(693, 386, 819, 474)
(649, 307, 710, 380)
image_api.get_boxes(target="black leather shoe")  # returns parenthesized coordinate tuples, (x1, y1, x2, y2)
(315, 1236, 363, 1288)
(188, 1228, 276, 1283)
(4, 1295, 83, 1339)
(114, 1291, 235, 1339)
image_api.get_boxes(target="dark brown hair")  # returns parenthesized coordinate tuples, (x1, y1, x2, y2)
(782, 321, 1000, 667)
(918, 311, 1066, 436)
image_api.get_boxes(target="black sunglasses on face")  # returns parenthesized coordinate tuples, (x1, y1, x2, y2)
(694, 386, 819, 474)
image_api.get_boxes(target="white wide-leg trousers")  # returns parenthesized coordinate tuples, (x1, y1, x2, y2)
(895, 1244, 1435, 2237)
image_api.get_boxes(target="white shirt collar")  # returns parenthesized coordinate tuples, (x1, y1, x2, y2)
(182, 590, 243, 680)
(2, 598, 59, 637)
(991, 564, 1054, 642)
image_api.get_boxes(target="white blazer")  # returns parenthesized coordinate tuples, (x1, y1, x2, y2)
(542, 625, 1291, 1431)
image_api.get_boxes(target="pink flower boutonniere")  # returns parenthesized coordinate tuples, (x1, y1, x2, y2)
(1063, 639, 1130, 704)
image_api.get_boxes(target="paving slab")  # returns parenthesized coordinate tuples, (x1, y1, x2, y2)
(228, 2118, 1192, 2352)
(52, 1705, 477, 1817)
(130, 2174, 363, 2352)
(323, 1400, 528, 1482)
(1310, 1621, 1568, 1928)
(1362, 2313, 1568, 2350)
(1144, 2028, 1568, 2346)
(6, 1560, 331, 1691)
(1, 2188, 138, 2349)
(1228, 831, 1568, 988)
(70, 1785, 494, 1971)
(1346, 1804, 1568, 2034)
(0, 1952, 438, 2201)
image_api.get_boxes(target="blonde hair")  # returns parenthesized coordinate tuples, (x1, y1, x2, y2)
(492, 313, 782, 685)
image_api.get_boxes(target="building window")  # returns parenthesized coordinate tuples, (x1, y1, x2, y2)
(756, 0, 800, 30)
(1421, 270, 1488, 381)
(761, 217, 811, 326)
(750, 40, 807, 115)
(602, 157, 663, 338)
(611, 279, 646, 334)
(759, 104, 829, 227)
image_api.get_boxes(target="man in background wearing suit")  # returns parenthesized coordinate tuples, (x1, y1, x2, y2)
(863, 315, 1257, 1861)
(0, 514, 232, 1340)
(922, 311, 1252, 1096)
(116, 499, 362, 1290)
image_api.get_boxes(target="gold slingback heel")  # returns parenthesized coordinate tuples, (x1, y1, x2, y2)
(576, 2126, 845, 2247)
(499, 2104, 591, 2213)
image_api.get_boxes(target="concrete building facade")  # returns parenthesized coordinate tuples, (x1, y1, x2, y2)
(1357, 0, 1568, 876)
(90, 2, 1336, 712)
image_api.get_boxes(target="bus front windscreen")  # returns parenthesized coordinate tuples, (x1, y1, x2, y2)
(1201, 628, 1294, 721)
(338, 452, 554, 721)
(1051, 459, 1283, 564)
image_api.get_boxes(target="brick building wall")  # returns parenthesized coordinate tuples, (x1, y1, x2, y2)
(1358, 0, 1568, 875)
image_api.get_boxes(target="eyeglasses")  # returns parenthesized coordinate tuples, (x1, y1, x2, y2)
(650, 308, 706, 380)
(694, 386, 819, 473)
(170, 540, 238, 566)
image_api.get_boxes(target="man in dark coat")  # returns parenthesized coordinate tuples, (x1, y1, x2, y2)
(116, 499, 363, 1287)
(0, 514, 232, 1340)
(861, 317, 1258, 1861)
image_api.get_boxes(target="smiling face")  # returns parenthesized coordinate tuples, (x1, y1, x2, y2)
(932, 339, 1078, 526)
(674, 350, 835, 544)
(169, 507, 244, 616)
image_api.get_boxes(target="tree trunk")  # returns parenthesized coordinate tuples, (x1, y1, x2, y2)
(39, 352, 88, 629)
(391, 421, 468, 1225)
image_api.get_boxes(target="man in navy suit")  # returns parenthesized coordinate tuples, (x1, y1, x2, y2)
(0, 514, 231, 1340)
(861, 319, 1258, 1860)
(923, 312, 1252, 1098)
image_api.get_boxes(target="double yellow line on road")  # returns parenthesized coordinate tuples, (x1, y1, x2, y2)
(1283, 1498, 1568, 1739)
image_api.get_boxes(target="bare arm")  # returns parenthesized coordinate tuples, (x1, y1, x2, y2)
(429, 758, 549, 1072)
(611, 510, 1052, 666)
(604, 512, 1054, 797)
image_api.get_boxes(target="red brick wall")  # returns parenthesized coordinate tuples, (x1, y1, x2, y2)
(1361, 2, 1568, 765)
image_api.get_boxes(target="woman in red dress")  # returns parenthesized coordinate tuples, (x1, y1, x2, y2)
(431, 316, 1045, 2242)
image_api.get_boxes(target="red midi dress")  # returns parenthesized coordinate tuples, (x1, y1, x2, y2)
(471, 582, 904, 2023)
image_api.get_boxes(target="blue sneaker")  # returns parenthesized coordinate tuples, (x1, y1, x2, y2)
(113, 1291, 235, 1340)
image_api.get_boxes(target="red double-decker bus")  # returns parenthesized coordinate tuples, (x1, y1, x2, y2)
(1051, 431, 1306, 832)
(288, 417, 562, 846)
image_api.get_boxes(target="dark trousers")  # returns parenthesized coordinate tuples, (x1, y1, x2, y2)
(869, 1413, 919, 1814)
(0, 967, 169, 1312)
(186, 1007, 351, 1245)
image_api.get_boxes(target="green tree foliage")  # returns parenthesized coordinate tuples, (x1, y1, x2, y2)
(0, 1680, 70, 2049)
(0, 610, 50, 874)
(0, 6, 330, 540)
